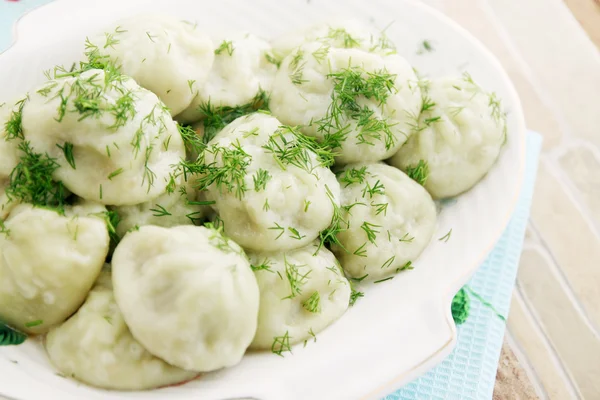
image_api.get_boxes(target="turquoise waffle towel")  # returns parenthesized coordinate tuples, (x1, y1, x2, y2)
(384, 132, 542, 399)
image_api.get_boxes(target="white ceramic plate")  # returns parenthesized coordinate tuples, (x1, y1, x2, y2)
(0, 0, 526, 399)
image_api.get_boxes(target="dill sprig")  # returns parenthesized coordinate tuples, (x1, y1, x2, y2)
(271, 331, 292, 356)
(361, 221, 381, 244)
(252, 168, 271, 192)
(214, 40, 234, 56)
(185, 140, 252, 199)
(56, 142, 76, 169)
(205, 221, 240, 254)
(265, 51, 282, 69)
(361, 179, 385, 199)
(198, 89, 270, 143)
(325, 27, 361, 48)
(302, 291, 321, 313)
(177, 124, 206, 157)
(283, 255, 311, 299)
(316, 184, 347, 252)
(149, 204, 171, 217)
(288, 49, 308, 85)
(349, 282, 364, 306)
(439, 229, 452, 242)
(405, 160, 429, 186)
(262, 125, 334, 174)
(93, 210, 120, 246)
(337, 166, 368, 187)
(7, 141, 67, 213)
(317, 66, 398, 151)
(251, 258, 273, 273)
(4, 97, 28, 140)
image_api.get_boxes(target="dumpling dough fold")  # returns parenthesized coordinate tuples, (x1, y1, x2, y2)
(112, 225, 259, 372)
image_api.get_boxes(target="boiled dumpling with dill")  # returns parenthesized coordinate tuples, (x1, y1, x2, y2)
(270, 42, 421, 165)
(194, 113, 341, 252)
(271, 19, 397, 58)
(112, 181, 209, 237)
(88, 14, 214, 116)
(111, 225, 259, 372)
(247, 242, 350, 350)
(388, 74, 506, 199)
(0, 202, 110, 334)
(331, 163, 436, 281)
(45, 270, 197, 390)
(21, 68, 185, 206)
(177, 33, 277, 124)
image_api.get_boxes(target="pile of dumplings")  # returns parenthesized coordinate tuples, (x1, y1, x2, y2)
(0, 14, 506, 391)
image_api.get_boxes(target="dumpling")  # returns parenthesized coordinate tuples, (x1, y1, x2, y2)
(247, 242, 350, 350)
(46, 270, 197, 390)
(88, 14, 214, 116)
(111, 225, 259, 372)
(177, 33, 277, 124)
(270, 43, 421, 165)
(331, 163, 436, 281)
(198, 113, 341, 252)
(21, 69, 185, 205)
(0, 202, 110, 334)
(389, 74, 506, 199)
(271, 19, 397, 58)
(112, 181, 208, 237)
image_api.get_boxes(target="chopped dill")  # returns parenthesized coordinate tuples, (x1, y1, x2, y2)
(149, 204, 171, 217)
(405, 160, 429, 186)
(269, 222, 285, 240)
(198, 89, 270, 143)
(107, 168, 124, 180)
(271, 331, 292, 356)
(56, 142, 76, 169)
(288, 227, 306, 240)
(361, 221, 381, 244)
(7, 141, 67, 213)
(214, 40, 234, 56)
(353, 243, 367, 257)
(283, 255, 311, 299)
(374, 276, 394, 284)
(396, 261, 413, 273)
(302, 291, 321, 313)
(337, 166, 368, 187)
(252, 168, 271, 192)
(250, 259, 273, 273)
(439, 229, 452, 242)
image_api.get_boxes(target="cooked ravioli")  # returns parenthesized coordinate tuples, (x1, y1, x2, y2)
(177, 33, 277, 124)
(331, 163, 436, 281)
(46, 270, 197, 390)
(21, 69, 185, 205)
(0, 202, 110, 334)
(89, 14, 215, 116)
(247, 242, 350, 349)
(111, 225, 259, 372)
(389, 74, 506, 199)
(198, 113, 341, 252)
(270, 43, 421, 165)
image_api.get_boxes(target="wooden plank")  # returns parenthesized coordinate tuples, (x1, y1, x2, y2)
(563, 0, 600, 48)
